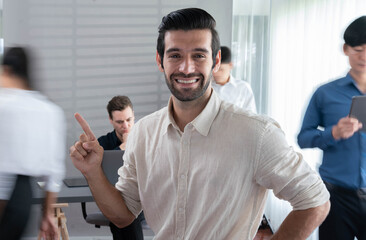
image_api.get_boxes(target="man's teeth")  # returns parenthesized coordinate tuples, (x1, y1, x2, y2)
(177, 79, 198, 83)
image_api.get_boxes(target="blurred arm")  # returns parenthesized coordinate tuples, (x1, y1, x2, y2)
(39, 191, 58, 239)
(297, 93, 336, 150)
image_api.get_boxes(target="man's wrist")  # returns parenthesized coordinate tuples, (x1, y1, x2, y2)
(84, 166, 104, 183)
(331, 126, 340, 140)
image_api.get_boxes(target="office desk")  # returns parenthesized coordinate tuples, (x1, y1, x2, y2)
(32, 179, 94, 204)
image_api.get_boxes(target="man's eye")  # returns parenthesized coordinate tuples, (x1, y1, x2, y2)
(169, 54, 180, 58)
(195, 54, 205, 58)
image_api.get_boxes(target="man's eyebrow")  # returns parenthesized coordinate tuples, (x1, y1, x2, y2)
(193, 48, 209, 53)
(166, 48, 180, 54)
(165, 48, 210, 54)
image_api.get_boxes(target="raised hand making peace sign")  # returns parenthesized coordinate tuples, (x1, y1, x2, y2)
(69, 113, 104, 178)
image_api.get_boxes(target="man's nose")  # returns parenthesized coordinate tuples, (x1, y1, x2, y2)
(122, 122, 128, 129)
(361, 49, 366, 60)
(178, 58, 195, 74)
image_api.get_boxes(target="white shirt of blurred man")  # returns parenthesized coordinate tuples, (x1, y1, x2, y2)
(212, 46, 257, 113)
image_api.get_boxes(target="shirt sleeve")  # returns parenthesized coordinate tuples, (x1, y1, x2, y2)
(255, 120, 329, 210)
(44, 108, 66, 193)
(114, 128, 141, 217)
(242, 81, 257, 113)
(297, 90, 338, 150)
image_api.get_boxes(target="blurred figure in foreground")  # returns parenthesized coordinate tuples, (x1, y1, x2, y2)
(0, 47, 66, 239)
(212, 46, 257, 112)
(298, 16, 366, 240)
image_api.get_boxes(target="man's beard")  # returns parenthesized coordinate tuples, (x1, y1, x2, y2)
(164, 72, 212, 102)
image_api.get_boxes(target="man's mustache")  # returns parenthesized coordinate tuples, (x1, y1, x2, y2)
(170, 73, 204, 79)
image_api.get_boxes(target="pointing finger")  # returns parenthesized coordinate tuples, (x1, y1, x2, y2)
(74, 113, 96, 141)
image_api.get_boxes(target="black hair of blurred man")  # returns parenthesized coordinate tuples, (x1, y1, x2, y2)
(1, 47, 33, 89)
(344, 16, 366, 47)
(212, 46, 233, 85)
(220, 46, 232, 64)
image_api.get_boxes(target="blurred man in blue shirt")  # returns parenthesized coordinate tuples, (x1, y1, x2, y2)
(298, 16, 366, 240)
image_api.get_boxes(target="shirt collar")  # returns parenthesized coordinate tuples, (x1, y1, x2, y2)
(160, 99, 175, 136)
(338, 72, 357, 87)
(192, 89, 221, 136)
(227, 75, 238, 87)
(162, 89, 222, 136)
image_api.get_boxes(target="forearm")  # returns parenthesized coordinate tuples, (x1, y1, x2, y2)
(272, 201, 330, 240)
(298, 127, 336, 150)
(43, 191, 57, 217)
(39, 192, 58, 239)
(85, 168, 135, 228)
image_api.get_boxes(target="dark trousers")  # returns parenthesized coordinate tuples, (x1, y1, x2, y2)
(109, 213, 144, 240)
(0, 175, 32, 240)
(319, 181, 366, 240)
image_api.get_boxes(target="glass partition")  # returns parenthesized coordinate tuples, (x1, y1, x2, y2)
(0, 0, 3, 54)
(231, 0, 271, 114)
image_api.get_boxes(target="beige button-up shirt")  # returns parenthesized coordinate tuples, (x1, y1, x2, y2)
(116, 90, 329, 240)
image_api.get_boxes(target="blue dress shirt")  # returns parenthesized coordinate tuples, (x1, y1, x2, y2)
(298, 73, 366, 189)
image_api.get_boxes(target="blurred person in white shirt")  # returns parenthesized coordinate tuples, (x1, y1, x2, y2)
(212, 46, 257, 112)
(0, 46, 66, 240)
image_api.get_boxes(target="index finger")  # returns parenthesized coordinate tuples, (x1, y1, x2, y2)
(74, 113, 96, 141)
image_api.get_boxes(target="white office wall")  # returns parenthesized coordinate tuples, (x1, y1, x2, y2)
(3, 0, 232, 177)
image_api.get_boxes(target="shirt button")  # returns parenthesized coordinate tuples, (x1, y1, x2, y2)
(181, 174, 185, 179)
(179, 207, 183, 212)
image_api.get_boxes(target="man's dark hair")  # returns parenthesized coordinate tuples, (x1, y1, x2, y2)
(2, 47, 31, 87)
(157, 8, 220, 68)
(344, 16, 366, 47)
(220, 46, 232, 64)
(107, 96, 133, 119)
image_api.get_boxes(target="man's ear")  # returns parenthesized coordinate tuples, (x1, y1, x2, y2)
(212, 50, 221, 73)
(156, 51, 164, 72)
(343, 43, 350, 56)
(109, 116, 113, 125)
(2, 66, 13, 76)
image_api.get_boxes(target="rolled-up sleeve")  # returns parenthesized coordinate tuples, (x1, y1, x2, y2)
(115, 149, 142, 217)
(255, 120, 329, 210)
